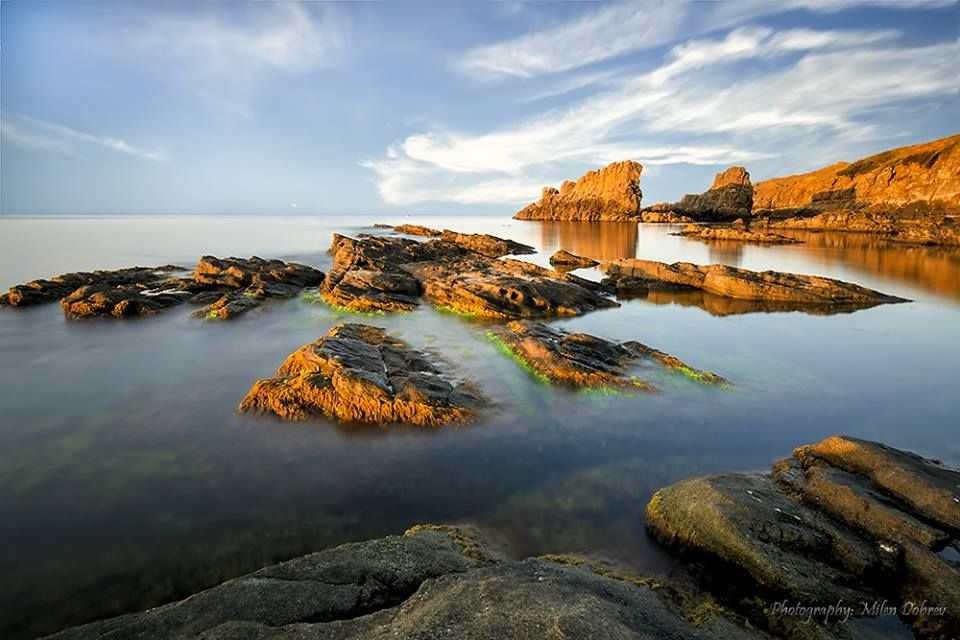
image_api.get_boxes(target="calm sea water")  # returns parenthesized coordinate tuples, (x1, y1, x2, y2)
(1, 215, 959, 638)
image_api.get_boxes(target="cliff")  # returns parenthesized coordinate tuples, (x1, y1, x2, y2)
(753, 134, 960, 217)
(513, 161, 643, 221)
(644, 166, 752, 220)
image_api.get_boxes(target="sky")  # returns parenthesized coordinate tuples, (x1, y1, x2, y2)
(1, 0, 957, 216)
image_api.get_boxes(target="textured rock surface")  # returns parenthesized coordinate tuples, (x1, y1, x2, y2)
(753, 134, 960, 216)
(61, 285, 190, 320)
(489, 320, 726, 390)
(549, 249, 599, 271)
(769, 211, 960, 246)
(514, 161, 643, 221)
(672, 224, 801, 245)
(438, 229, 536, 257)
(646, 167, 753, 220)
(239, 323, 483, 426)
(393, 223, 442, 237)
(647, 435, 960, 640)
(638, 211, 696, 224)
(49, 526, 762, 640)
(323, 233, 617, 318)
(604, 259, 908, 307)
(1, 266, 184, 308)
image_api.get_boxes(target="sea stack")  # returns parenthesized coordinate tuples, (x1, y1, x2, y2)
(513, 160, 643, 221)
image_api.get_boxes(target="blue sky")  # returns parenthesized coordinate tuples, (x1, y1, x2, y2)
(1, 0, 957, 215)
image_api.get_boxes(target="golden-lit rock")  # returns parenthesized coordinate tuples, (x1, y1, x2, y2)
(645, 166, 753, 220)
(514, 161, 643, 221)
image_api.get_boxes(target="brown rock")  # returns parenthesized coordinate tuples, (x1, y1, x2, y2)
(644, 167, 753, 221)
(604, 258, 908, 307)
(239, 323, 484, 426)
(549, 249, 599, 270)
(61, 284, 189, 320)
(2, 266, 185, 308)
(638, 211, 696, 224)
(753, 134, 960, 218)
(438, 230, 536, 257)
(771, 210, 960, 247)
(393, 224, 442, 237)
(488, 320, 726, 390)
(514, 161, 643, 221)
(672, 224, 801, 245)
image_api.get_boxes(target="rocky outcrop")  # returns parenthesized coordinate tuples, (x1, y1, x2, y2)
(647, 435, 960, 639)
(753, 134, 960, 217)
(239, 323, 483, 426)
(49, 525, 763, 640)
(603, 258, 908, 308)
(438, 230, 536, 258)
(488, 320, 727, 390)
(549, 249, 599, 271)
(0, 266, 184, 308)
(644, 167, 753, 221)
(638, 211, 696, 224)
(2, 257, 324, 320)
(514, 161, 643, 221)
(768, 211, 960, 247)
(671, 224, 801, 245)
(322, 233, 617, 318)
(393, 224, 442, 237)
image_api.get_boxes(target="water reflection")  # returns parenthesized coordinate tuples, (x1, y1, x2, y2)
(537, 221, 637, 261)
(626, 288, 888, 317)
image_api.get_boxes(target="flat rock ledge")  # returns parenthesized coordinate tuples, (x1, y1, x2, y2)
(239, 323, 483, 426)
(671, 224, 802, 245)
(488, 320, 727, 391)
(2, 257, 324, 321)
(767, 210, 960, 247)
(647, 435, 960, 639)
(321, 233, 617, 318)
(47, 525, 763, 640)
(603, 258, 908, 309)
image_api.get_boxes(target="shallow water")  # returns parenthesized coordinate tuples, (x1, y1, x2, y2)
(1, 215, 959, 639)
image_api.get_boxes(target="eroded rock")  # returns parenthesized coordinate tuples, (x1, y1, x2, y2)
(514, 161, 644, 221)
(393, 224, 442, 237)
(488, 320, 726, 390)
(438, 230, 536, 257)
(549, 249, 599, 271)
(672, 224, 801, 245)
(769, 211, 960, 247)
(645, 167, 753, 221)
(2, 266, 185, 308)
(61, 285, 190, 320)
(239, 323, 483, 426)
(604, 259, 908, 307)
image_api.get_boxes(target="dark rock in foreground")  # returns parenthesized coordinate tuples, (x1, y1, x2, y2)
(604, 258, 908, 307)
(488, 320, 727, 390)
(239, 323, 483, 426)
(1, 266, 185, 308)
(322, 233, 617, 318)
(671, 224, 801, 245)
(549, 249, 599, 271)
(48, 526, 762, 640)
(647, 435, 960, 639)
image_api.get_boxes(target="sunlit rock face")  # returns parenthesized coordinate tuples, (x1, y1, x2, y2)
(643, 166, 753, 221)
(514, 161, 644, 221)
(752, 134, 960, 217)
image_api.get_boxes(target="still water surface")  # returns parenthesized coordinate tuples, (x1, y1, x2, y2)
(1, 215, 959, 638)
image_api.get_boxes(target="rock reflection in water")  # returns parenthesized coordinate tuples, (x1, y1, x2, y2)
(537, 221, 638, 262)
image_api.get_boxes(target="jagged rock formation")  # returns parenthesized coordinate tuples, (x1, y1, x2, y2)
(647, 435, 960, 639)
(48, 525, 764, 640)
(644, 167, 753, 221)
(603, 258, 908, 308)
(753, 134, 960, 217)
(671, 224, 802, 245)
(239, 323, 483, 426)
(2, 257, 323, 320)
(514, 161, 643, 221)
(322, 233, 617, 318)
(549, 249, 599, 271)
(488, 320, 727, 390)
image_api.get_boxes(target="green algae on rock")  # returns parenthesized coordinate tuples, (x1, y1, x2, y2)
(239, 323, 484, 426)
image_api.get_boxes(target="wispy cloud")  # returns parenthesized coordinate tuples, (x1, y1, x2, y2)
(1, 114, 169, 162)
(365, 25, 954, 205)
(458, 0, 952, 78)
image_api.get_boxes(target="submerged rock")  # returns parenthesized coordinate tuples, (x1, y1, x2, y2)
(645, 167, 753, 221)
(549, 249, 599, 271)
(488, 320, 726, 390)
(672, 224, 802, 245)
(1, 266, 184, 308)
(604, 258, 908, 307)
(647, 435, 960, 639)
(514, 161, 644, 221)
(323, 233, 618, 318)
(49, 525, 762, 640)
(239, 323, 483, 426)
